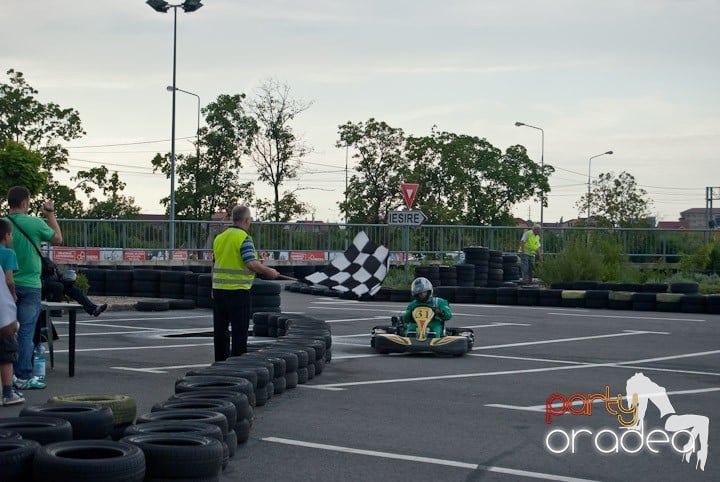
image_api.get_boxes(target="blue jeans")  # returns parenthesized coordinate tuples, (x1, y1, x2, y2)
(521, 254, 536, 283)
(14, 285, 42, 379)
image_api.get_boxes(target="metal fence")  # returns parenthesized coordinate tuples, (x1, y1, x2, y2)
(50, 218, 720, 264)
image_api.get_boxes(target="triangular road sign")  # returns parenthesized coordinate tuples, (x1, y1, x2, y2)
(400, 183, 420, 209)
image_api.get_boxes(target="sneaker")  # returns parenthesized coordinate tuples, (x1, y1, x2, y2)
(93, 303, 108, 317)
(2, 390, 25, 406)
(14, 376, 46, 390)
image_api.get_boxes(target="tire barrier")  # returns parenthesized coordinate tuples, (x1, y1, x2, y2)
(47, 393, 137, 441)
(560, 290, 586, 308)
(121, 433, 223, 480)
(95, 312, 334, 477)
(33, 440, 146, 482)
(0, 439, 40, 482)
(0, 417, 73, 445)
(19, 403, 114, 440)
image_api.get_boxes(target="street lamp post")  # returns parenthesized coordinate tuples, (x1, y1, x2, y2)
(515, 121, 544, 229)
(587, 150, 613, 223)
(167, 86, 200, 162)
(147, 0, 203, 259)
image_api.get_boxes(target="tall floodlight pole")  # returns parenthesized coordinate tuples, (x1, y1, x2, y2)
(587, 151, 613, 223)
(147, 0, 203, 259)
(515, 121, 545, 229)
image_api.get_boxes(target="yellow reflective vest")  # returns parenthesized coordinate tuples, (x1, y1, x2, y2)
(521, 231, 541, 257)
(212, 227, 256, 290)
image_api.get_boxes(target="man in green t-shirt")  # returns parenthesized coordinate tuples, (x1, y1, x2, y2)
(4, 186, 62, 390)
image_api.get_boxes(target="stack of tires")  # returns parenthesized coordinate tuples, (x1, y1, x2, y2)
(251, 280, 281, 314)
(463, 246, 490, 287)
(158, 270, 187, 300)
(0, 396, 146, 481)
(502, 254, 521, 283)
(80, 268, 106, 296)
(414, 265, 440, 287)
(184, 272, 199, 305)
(105, 269, 132, 297)
(454, 264, 475, 287)
(196, 274, 212, 308)
(487, 250, 504, 287)
(131, 269, 160, 298)
(438, 265, 457, 286)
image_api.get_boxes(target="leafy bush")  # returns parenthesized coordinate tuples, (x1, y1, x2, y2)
(536, 234, 638, 284)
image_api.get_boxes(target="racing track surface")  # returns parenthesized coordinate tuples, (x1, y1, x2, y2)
(6, 284, 718, 482)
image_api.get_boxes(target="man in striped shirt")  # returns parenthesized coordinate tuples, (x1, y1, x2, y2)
(212, 206, 278, 361)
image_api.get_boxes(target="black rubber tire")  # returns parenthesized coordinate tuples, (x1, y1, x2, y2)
(48, 393, 137, 426)
(168, 392, 253, 427)
(258, 350, 299, 372)
(272, 376, 287, 394)
(284, 370, 299, 389)
(32, 440, 145, 482)
(123, 420, 223, 443)
(224, 429, 237, 458)
(212, 361, 270, 388)
(296, 367, 309, 384)
(135, 299, 170, 312)
(121, 433, 222, 480)
(20, 403, 114, 440)
(235, 418, 251, 444)
(0, 417, 73, 445)
(168, 299, 196, 310)
(254, 385, 269, 407)
(175, 376, 255, 407)
(187, 368, 259, 389)
(0, 439, 40, 481)
(670, 282, 699, 294)
(251, 280, 281, 295)
(151, 399, 237, 432)
(136, 409, 228, 436)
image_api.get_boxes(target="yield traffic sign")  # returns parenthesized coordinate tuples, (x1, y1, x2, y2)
(400, 183, 420, 209)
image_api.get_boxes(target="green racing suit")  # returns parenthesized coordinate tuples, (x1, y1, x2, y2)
(402, 296, 452, 337)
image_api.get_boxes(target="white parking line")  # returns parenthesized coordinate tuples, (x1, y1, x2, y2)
(306, 344, 714, 392)
(53, 342, 213, 354)
(470, 353, 720, 377)
(262, 437, 600, 482)
(112, 363, 208, 374)
(473, 330, 669, 350)
(486, 387, 720, 413)
(547, 312, 706, 322)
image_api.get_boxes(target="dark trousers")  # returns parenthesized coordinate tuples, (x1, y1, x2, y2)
(212, 288, 251, 362)
(44, 280, 96, 315)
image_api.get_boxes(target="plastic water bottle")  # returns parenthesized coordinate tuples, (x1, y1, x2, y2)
(33, 344, 46, 382)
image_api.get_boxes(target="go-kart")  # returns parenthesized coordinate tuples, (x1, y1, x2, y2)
(370, 305, 474, 356)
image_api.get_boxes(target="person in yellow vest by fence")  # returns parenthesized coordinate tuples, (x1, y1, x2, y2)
(518, 224, 543, 285)
(212, 206, 279, 361)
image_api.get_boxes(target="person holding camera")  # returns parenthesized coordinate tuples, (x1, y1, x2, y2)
(4, 186, 62, 390)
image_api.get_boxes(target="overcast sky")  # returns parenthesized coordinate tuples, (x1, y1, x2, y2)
(3, 0, 718, 223)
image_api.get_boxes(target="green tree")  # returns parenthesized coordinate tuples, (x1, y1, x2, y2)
(152, 94, 255, 219)
(248, 80, 311, 222)
(405, 129, 550, 225)
(337, 119, 410, 223)
(0, 140, 46, 199)
(0, 69, 85, 213)
(577, 171, 652, 227)
(74, 166, 141, 219)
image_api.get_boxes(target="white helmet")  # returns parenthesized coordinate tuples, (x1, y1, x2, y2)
(411, 277, 433, 301)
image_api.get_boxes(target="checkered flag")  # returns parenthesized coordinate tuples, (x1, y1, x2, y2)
(304, 231, 389, 296)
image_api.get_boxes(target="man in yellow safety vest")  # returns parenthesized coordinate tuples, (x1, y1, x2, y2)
(518, 224, 543, 285)
(212, 205, 279, 361)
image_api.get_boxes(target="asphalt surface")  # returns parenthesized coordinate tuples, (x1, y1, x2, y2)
(4, 284, 719, 482)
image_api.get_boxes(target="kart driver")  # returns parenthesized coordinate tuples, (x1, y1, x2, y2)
(402, 277, 452, 337)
